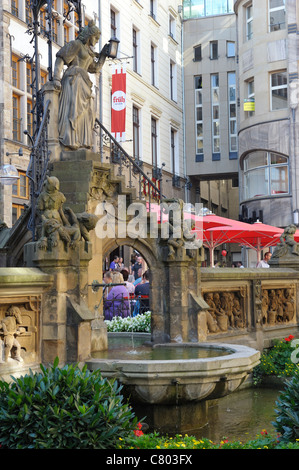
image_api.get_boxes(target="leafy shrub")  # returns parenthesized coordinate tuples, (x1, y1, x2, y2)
(105, 311, 151, 332)
(253, 335, 299, 385)
(0, 358, 138, 449)
(273, 369, 299, 443)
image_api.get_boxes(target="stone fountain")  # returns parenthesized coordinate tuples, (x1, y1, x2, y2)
(1, 23, 260, 435)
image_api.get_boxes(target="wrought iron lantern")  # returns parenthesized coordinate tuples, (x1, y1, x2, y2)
(107, 37, 120, 58)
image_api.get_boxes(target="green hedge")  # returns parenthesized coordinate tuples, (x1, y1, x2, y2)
(0, 358, 137, 449)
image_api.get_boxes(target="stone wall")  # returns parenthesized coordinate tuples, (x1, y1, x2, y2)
(200, 267, 299, 351)
(0, 267, 53, 381)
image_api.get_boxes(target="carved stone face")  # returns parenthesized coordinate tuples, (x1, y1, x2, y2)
(46, 176, 60, 192)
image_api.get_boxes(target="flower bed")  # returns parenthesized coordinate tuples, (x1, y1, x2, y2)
(253, 335, 299, 385)
(104, 311, 151, 333)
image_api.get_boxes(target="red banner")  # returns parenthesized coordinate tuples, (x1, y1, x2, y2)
(111, 65, 126, 142)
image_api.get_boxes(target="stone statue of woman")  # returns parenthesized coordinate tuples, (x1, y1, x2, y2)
(53, 20, 109, 150)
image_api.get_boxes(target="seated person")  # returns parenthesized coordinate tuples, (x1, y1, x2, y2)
(104, 272, 130, 320)
(134, 270, 150, 314)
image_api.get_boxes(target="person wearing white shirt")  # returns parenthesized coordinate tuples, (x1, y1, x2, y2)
(256, 252, 272, 268)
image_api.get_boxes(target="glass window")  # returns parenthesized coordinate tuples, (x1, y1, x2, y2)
(210, 41, 218, 60)
(227, 41, 235, 57)
(242, 151, 289, 199)
(133, 106, 140, 160)
(194, 45, 202, 62)
(195, 76, 203, 154)
(211, 74, 220, 153)
(246, 5, 253, 41)
(183, 0, 234, 19)
(269, 0, 286, 32)
(271, 71, 288, 110)
(228, 72, 237, 152)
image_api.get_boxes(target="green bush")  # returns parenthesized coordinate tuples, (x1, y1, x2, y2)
(273, 369, 299, 443)
(253, 335, 299, 385)
(0, 358, 138, 449)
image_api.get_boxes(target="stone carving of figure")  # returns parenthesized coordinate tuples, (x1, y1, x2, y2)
(232, 295, 244, 328)
(272, 224, 299, 258)
(220, 292, 234, 328)
(161, 198, 202, 260)
(203, 293, 219, 333)
(213, 292, 228, 331)
(53, 20, 110, 150)
(0, 305, 25, 362)
(267, 289, 278, 325)
(276, 289, 284, 322)
(37, 176, 98, 250)
(283, 288, 295, 322)
(261, 289, 269, 324)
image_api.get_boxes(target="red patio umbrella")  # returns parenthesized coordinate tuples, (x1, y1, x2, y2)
(195, 219, 283, 266)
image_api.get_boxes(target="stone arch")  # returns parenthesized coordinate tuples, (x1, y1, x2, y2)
(102, 236, 160, 271)
(101, 236, 166, 342)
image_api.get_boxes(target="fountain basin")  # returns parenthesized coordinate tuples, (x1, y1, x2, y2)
(87, 342, 260, 406)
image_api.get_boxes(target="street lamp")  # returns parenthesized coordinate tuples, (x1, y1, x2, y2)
(0, 164, 19, 185)
(0, 148, 23, 185)
(107, 37, 120, 58)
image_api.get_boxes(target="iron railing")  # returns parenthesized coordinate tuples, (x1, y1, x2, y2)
(95, 118, 164, 205)
(26, 99, 50, 239)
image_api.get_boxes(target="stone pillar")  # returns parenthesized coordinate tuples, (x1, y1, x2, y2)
(42, 81, 61, 162)
(24, 240, 94, 364)
(153, 244, 208, 344)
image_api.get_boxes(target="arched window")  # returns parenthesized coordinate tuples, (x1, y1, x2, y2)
(242, 151, 289, 200)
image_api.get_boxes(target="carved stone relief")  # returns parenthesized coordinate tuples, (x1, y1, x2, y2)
(90, 169, 118, 201)
(203, 290, 246, 334)
(261, 287, 296, 326)
(0, 297, 40, 363)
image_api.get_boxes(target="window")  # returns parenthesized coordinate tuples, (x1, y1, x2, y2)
(194, 45, 202, 61)
(150, 0, 157, 20)
(246, 5, 253, 41)
(12, 55, 20, 89)
(40, 69, 48, 87)
(151, 117, 158, 167)
(245, 79, 255, 117)
(195, 76, 203, 155)
(26, 63, 32, 94)
(210, 41, 218, 60)
(169, 14, 176, 40)
(132, 28, 140, 73)
(170, 60, 177, 101)
(27, 100, 33, 140)
(171, 128, 178, 176)
(40, 8, 47, 36)
(183, 0, 234, 19)
(12, 171, 29, 199)
(64, 24, 70, 44)
(271, 71, 287, 110)
(243, 151, 289, 200)
(151, 44, 157, 87)
(12, 94, 21, 142)
(211, 74, 220, 153)
(11, 0, 19, 17)
(227, 41, 235, 57)
(12, 204, 25, 225)
(133, 106, 140, 160)
(25, 0, 32, 24)
(269, 0, 286, 32)
(111, 9, 117, 37)
(228, 72, 237, 152)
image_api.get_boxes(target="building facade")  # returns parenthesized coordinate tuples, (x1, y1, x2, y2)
(0, 0, 185, 229)
(235, 0, 298, 229)
(183, 0, 241, 264)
